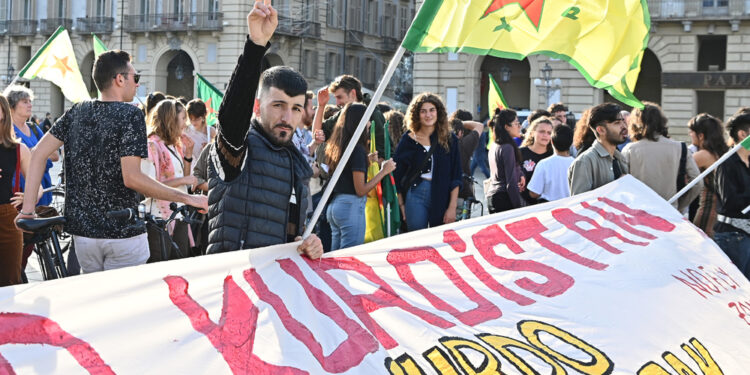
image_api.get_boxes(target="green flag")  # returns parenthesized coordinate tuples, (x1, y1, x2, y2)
(195, 73, 223, 126)
(382, 120, 401, 236)
(92, 34, 107, 57)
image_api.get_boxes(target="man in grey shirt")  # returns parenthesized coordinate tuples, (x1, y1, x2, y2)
(568, 103, 629, 195)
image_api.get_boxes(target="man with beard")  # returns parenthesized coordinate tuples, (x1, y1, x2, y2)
(568, 103, 629, 195)
(206, 0, 322, 257)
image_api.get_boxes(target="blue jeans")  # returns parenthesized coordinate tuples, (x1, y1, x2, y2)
(470, 153, 490, 179)
(326, 194, 367, 251)
(714, 231, 750, 280)
(405, 179, 432, 232)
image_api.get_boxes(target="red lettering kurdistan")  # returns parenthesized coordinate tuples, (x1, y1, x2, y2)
(483, 0, 545, 28)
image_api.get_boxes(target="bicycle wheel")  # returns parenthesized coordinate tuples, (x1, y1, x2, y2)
(35, 242, 59, 280)
(50, 189, 65, 216)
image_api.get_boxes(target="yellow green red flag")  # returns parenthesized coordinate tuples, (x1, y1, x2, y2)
(488, 73, 508, 117)
(18, 26, 90, 103)
(487, 73, 508, 147)
(402, 0, 650, 108)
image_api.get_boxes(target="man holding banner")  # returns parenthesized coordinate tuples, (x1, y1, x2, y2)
(206, 0, 322, 258)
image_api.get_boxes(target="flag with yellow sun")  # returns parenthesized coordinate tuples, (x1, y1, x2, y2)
(402, 0, 650, 108)
(18, 26, 90, 103)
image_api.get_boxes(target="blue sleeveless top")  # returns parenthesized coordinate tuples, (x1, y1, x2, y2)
(14, 123, 53, 206)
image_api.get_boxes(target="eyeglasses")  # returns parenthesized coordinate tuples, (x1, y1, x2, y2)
(115, 72, 141, 84)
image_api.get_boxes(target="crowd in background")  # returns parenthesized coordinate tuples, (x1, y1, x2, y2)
(1, 2, 748, 288)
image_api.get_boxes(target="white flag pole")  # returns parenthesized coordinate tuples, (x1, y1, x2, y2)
(742, 204, 750, 215)
(303, 46, 406, 239)
(668, 135, 750, 205)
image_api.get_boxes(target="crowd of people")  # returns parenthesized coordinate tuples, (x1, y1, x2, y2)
(0, 1, 748, 288)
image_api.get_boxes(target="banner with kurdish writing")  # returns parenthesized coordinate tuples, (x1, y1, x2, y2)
(1, 176, 748, 374)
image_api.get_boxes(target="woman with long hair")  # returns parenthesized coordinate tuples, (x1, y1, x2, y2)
(688, 113, 729, 237)
(519, 117, 553, 205)
(573, 108, 594, 156)
(394, 93, 463, 231)
(325, 103, 396, 250)
(486, 109, 524, 213)
(622, 102, 702, 212)
(142, 99, 196, 260)
(0, 95, 33, 286)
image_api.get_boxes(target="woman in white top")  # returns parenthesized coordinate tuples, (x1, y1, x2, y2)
(183, 98, 216, 163)
(141, 99, 196, 261)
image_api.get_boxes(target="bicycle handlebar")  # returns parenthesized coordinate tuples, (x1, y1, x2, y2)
(106, 208, 135, 220)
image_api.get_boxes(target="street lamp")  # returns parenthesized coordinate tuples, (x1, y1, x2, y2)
(533, 63, 562, 107)
(500, 65, 512, 82)
(5, 65, 14, 84)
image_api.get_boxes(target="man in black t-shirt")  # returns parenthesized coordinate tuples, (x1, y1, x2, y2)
(17, 50, 207, 274)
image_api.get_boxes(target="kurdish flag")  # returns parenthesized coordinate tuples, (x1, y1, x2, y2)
(742, 135, 750, 150)
(488, 73, 508, 115)
(195, 73, 222, 126)
(403, 0, 650, 108)
(487, 73, 508, 148)
(18, 27, 90, 103)
(92, 34, 108, 57)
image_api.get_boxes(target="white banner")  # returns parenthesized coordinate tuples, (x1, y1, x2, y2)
(1, 176, 748, 374)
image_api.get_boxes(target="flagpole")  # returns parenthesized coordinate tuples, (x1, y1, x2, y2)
(303, 46, 406, 239)
(668, 134, 750, 205)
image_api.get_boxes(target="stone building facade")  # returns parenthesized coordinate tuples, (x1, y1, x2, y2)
(413, 0, 750, 139)
(0, 0, 414, 118)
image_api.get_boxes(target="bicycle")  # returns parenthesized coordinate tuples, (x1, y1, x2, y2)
(16, 216, 69, 281)
(107, 202, 202, 262)
(457, 174, 484, 221)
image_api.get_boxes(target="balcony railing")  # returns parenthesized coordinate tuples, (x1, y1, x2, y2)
(276, 16, 321, 38)
(40, 18, 73, 35)
(123, 13, 223, 32)
(649, 0, 750, 19)
(75, 17, 114, 34)
(0, 20, 7, 35)
(7, 20, 37, 36)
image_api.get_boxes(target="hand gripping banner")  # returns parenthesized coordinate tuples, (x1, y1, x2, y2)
(1, 176, 748, 374)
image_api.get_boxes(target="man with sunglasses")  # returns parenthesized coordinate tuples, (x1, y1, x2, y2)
(17, 50, 208, 274)
(568, 102, 629, 195)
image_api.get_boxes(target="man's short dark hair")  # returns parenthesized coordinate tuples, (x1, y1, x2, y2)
(186, 98, 207, 119)
(260, 66, 308, 98)
(528, 109, 552, 124)
(548, 102, 568, 113)
(304, 91, 314, 107)
(726, 113, 750, 143)
(551, 123, 573, 152)
(93, 50, 131, 91)
(449, 109, 473, 122)
(328, 75, 363, 102)
(588, 103, 622, 130)
(450, 118, 465, 135)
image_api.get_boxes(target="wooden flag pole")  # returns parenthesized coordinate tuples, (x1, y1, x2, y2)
(303, 46, 406, 239)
